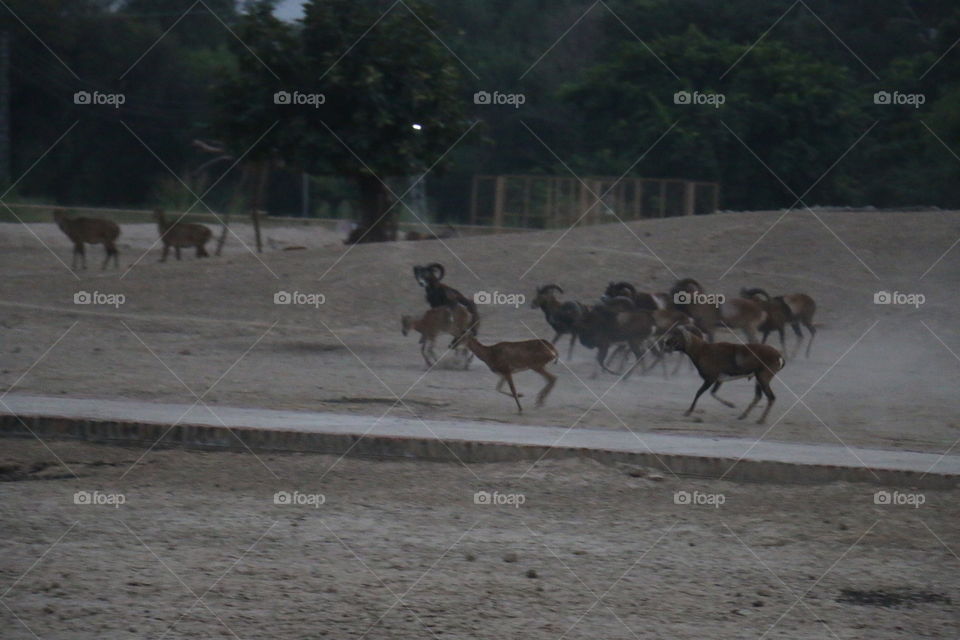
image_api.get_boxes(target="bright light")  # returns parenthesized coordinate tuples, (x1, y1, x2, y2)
(411, 123, 423, 130)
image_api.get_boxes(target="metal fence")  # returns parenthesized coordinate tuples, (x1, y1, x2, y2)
(469, 175, 720, 229)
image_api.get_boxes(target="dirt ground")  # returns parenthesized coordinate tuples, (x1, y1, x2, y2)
(1, 210, 958, 454)
(0, 438, 956, 639)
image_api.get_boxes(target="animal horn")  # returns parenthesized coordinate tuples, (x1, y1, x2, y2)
(426, 263, 445, 280)
(539, 284, 563, 295)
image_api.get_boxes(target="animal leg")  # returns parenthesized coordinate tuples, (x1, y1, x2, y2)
(757, 378, 777, 424)
(803, 321, 816, 358)
(567, 332, 576, 361)
(160, 244, 169, 262)
(710, 381, 736, 408)
(533, 366, 556, 407)
(738, 382, 764, 420)
(504, 374, 523, 413)
(419, 339, 434, 368)
(496, 376, 523, 398)
(685, 379, 713, 416)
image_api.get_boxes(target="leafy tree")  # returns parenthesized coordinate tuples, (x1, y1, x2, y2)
(211, 0, 469, 241)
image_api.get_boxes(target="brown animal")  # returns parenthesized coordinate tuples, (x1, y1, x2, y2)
(664, 327, 785, 424)
(741, 288, 817, 358)
(53, 209, 120, 269)
(453, 332, 558, 412)
(401, 304, 474, 368)
(153, 209, 212, 261)
(670, 278, 766, 343)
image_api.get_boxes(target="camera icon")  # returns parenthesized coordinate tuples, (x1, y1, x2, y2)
(873, 490, 891, 505)
(473, 291, 492, 305)
(873, 91, 891, 105)
(873, 290, 892, 304)
(673, 91, 691, 105)
(673, 291, 692, 305)
(274, 91, 292, 105)
(473, 490, 491, 505)
(274, 291, 292, 304)
(73, 490, 91, 505)
(673, 490, 691, 505)
(74, 291, 92, 304)
(273, 490, 291, 505)
(74, 91, 91, 105)
(473, 91, 491, 105)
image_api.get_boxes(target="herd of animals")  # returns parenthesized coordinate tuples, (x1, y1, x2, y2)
(49, 209, 818, 425)
(52, 208, 211, 268)
(405, 262, 817, 424)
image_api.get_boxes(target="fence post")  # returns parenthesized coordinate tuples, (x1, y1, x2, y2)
(684, 181, 696, 215)
(493, 175, 506, 228)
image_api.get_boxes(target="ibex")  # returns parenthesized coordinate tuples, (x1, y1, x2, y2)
(53, 209, 120, 269)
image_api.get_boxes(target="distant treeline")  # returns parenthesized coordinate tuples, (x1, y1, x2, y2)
(5, 0, 960, 218)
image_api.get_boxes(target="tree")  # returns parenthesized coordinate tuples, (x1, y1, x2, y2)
(211, 0, 469, 241)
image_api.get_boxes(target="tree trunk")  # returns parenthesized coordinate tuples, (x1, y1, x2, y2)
(351, 173, 396, 243)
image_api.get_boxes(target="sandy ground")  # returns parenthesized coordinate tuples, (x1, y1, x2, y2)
(1, 210, 958, 455)
(0, 439, 957, 639)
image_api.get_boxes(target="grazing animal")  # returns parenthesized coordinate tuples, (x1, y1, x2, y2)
(531, 284, 589, 360)
(401, 304, 474, 368)
(412, 263, 480, 336)
(453, 331, 558, 413)
(741, 287, 817, 358)
(669, 278, 766, 343)
(664, 328, 785, 424)
(153, 209, 212, 261)
(53, 209, 120, 269)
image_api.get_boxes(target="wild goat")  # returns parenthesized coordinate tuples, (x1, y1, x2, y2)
(453, 331, 558, 412)
(664, 328, 784, 424)
(575, 297, 657, 377)
(741, 288, 817, 358)
(153, 209, 212, 261)
(412, 263, 480, 336)
(401, 304, 473, 369)
(53, 209, 120, 269)
(531, 284, 589, 360)
(602, 296, 695, 377)
(669, 278, 766, 343)
(604, 282, 662, 311)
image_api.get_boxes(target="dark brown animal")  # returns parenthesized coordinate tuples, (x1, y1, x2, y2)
(664, 328, 785, 424)
(741, 287, 817, 358)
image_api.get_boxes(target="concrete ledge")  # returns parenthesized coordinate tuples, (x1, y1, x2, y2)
(2, 407, 957, 489)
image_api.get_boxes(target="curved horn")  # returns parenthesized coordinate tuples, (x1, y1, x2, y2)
(740, 287, 771, 301)
(538, 284, 564, 295)
(426, 262, 445, 280)
(617, 282, 637, 294)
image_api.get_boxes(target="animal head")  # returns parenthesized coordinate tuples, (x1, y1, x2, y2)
(52, 209, 69, 228)
(663, 326, 704, 352)
(532, 284, 563, 309)
(604, 281, 636, 298)
(413, 263, 444, 287)
(400, 315, 413, 336)
(671, 278, 703, 295)
(740, 287, 771, 301)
